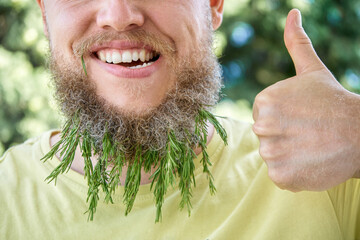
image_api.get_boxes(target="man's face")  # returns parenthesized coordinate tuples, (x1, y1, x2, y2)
(38, 1, 225, 220)
(39, 0, 223, 115)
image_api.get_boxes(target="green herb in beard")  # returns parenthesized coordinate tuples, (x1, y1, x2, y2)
(81, 55, 87, 76)
(41, 109, 227, 223)
(42, 57, 228, 222)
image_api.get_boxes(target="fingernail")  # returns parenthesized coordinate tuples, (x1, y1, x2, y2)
(294, 9, 302, 27)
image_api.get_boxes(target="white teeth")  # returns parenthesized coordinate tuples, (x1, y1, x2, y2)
(128, 61, 155, 69)
(132, 51, 139, 61)
(97, 49, 157, 64)
(99, 51, 106, 62)
(106, 52, 112, 63)
(122, 51, 132, 63)
(139, 50, 146, 62)
(112, 51, 122, 64)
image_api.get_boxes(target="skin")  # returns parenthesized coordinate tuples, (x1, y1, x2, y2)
(37, 0, 224, 113)
(37, 1, 360, 191)
(38, 0, 224, 184)
(253, 9, 360, 192)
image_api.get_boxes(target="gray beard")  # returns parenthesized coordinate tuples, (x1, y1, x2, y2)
(48, 32, 223, 159)
(44, 23, 227, 222)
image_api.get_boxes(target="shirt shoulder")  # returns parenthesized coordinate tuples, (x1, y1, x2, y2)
(1, 130, 53, 167)
(216, 117, 260, 156)
(0, 130, 58, 189)
(211, 117, 263, 188)
(326, 179, 360, 239)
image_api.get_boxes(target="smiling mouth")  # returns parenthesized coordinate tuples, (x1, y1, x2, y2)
(95, 49, 160, 69)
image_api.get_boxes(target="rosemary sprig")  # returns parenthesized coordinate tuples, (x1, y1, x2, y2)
(81, 55, 87, 76)
(41, 114, 81, 185)
(178, 140, 196, 217)
(80, 129, 93, 186)
(42, 108, 227, 223)
(150, 133, 177, 222)
(195, 109, 228, 195)
(124, 144, 143, 215)
(198, 108, 228, 145)
(108, 146, 124, 201)
(86, 160, 101, 221)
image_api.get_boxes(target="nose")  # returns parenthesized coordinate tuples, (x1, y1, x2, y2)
(96, 0, 145, 32)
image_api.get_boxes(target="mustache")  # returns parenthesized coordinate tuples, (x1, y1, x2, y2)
(73, 29, 176, 58)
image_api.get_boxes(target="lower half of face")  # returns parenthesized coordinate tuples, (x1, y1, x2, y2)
(84, 33, 178, 116)
(49, 32, 222, 152)
(65, 19, 214, 115)
(89, 64, 169, 115)
(48, 1, 216, 118)
(47, 7, 221, 148)
(64, 34, 211, 117)
(45, 0, 215, 116)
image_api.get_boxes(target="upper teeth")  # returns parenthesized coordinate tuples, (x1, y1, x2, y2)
(97, 49, 156, 64)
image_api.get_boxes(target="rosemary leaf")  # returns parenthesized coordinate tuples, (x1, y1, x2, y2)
(123, 145, 143, 215)
(43, 107, 228, 223)
(81, 55, 87, 76)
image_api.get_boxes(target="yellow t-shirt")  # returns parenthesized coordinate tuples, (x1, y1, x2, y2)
(0, 118, 359, 240)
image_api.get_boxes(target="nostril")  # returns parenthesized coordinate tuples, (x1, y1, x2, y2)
(129, 23, 139, 28)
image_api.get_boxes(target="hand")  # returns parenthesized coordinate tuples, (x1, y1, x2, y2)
(252, 9, 360, 192)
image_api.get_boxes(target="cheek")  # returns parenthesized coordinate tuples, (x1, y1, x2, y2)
(146, 3, 206, 57)
(46, 6, 95, 57)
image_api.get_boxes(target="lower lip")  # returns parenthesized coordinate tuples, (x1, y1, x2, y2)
(92, 55, 162, 78)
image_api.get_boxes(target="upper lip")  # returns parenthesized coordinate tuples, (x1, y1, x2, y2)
(89, 41, 155, 53)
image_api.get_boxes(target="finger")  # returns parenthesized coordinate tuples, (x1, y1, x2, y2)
(284, 9, 326, 75)
(252, 90, 282, 135)
(252, 118, 283, 137)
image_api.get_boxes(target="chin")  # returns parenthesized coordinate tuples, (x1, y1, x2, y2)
(96, 92, 165, 119)
(89, 66, 175, 118)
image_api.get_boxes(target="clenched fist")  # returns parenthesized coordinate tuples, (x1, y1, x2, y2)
(252, 9, 360, 192)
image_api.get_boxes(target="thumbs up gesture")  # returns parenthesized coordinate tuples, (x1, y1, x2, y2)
(252, 9, 360, 192)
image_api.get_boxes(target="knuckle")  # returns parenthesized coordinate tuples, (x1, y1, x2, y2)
(254, 119, 284, 137)
(294, 35, 312, 47)
(267, 167, 295, 189)
(252, 122, 265, 136)
(259, 143, 276, 159)
(286, 27, 312, 48)
(254, 93, 269, 106)
(259, 139, 285, 159)
(254, 92, 280, 116)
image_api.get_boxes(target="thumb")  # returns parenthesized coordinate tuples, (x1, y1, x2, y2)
(284, 9, 325, 75)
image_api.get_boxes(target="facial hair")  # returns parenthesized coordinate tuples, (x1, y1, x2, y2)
(45, 15, 227, 222)
(49, 29, 222, 159)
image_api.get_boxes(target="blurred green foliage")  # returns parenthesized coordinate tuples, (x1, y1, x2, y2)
(0, 0, 359, 155)
(0, 0, 60, 155)
(218, 0, 360, 101)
